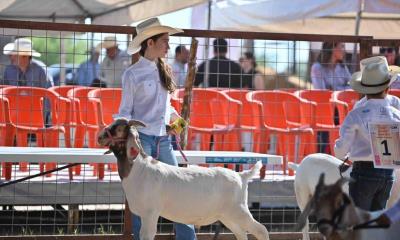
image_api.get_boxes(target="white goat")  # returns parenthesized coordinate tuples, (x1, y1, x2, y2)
(98, 119, 270, 240)
(289, 153, 400, 240)
(297, 174, 400, 240)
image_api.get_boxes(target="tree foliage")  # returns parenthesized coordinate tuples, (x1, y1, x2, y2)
(32, 35, 93, 66)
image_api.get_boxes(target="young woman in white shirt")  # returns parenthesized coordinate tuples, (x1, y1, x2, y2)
(116, 17, 196, 240)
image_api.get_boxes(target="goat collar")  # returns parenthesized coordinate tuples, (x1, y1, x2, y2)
(317, 193, 390, 235)
(317, 193, 351, 233)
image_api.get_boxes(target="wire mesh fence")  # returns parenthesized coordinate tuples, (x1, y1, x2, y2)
(0, 19, 398, 239)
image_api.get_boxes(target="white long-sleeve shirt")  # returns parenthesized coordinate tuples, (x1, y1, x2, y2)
(354, 94, 400, 110)
(114, 56, 177, 136)
(334, 99, 400, 161)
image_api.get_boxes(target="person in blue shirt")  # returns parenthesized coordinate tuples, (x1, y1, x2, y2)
(115, 17, 196, 240)
(75, 47, 100, 86)
(3, 38, 52, 88)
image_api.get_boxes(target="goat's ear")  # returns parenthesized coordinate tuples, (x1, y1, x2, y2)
(335, 176, 353, 188)
(315, 173, 325, 192)
(128, 119, 146, 128)
(126, 130, 141, 159)
(296, 196, 315, 231)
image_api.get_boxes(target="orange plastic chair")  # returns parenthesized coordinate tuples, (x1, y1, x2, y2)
(188, 89, 242, 152)
(49, 85, 78, 98)
(67, 87, 106, 178)
(0, 96, 14, 180)
(295, 90, 344, 153)
(223, 89, 260, 152)
(248, 91, 315, 175)
(67, 87, 98, 148)
(332, 90, 361, 124)
(389, 89, 400, 98)
(0, 87, 71, 176)
(88, 88, 122, 127)
(88, 88, 122, 174)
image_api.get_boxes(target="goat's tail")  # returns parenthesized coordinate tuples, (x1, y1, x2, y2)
(288, 162, 299, 171)
(240, 161, 262, 181)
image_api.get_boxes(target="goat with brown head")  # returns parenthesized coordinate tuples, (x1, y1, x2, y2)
(97, 118, 146, 179)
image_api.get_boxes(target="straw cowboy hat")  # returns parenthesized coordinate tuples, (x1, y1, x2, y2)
(3, 38, 41, 57)
(127, 17, 182, 55)
(96, 36, 118, 52)
(350, 56, 400, 94)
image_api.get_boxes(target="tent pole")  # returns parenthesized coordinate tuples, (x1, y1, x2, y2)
(352, 0, 364, 72)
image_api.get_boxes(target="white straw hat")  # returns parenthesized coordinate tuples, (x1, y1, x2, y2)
(96, 36, 119, 52)
(127, 17, 183, 55)
(350, 56, 400, 94)
(3, 38, 41, 57)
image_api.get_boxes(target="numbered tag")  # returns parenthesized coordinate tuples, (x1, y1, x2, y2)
(369, 122, 400, 169)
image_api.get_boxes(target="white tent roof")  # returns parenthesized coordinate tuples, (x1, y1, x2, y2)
(211, 0, 400, 38)
(0, 0, 207, 25)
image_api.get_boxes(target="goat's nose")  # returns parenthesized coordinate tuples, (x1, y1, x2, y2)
(318, 225, 332, 237)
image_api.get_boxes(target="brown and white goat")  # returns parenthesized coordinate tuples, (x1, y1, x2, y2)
(289, 153, 400, 240)
(98, 118, 270, 240)
(297, 174, 400, 240)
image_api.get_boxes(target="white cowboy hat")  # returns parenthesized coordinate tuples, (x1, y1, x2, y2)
(3, 38, 41, 57)
(127, 17, 182, 55)
(96, 36, 118, 52)
(350, 56, 400, 94)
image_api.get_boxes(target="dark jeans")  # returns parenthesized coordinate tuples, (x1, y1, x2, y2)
(349, 162, 394, 211)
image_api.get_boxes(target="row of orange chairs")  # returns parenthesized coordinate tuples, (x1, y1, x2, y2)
(1, 85, 399, 179)
(171, 88, 368, 175)
(0, 85, 121, 180)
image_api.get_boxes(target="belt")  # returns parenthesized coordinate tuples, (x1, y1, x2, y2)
(352, 161, 374, 169)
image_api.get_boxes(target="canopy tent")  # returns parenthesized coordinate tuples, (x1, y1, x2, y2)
(0, 0, 207, 25)
(211, 0, 400, 39)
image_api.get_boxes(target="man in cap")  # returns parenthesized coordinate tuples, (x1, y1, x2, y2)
(335, 56, 400, 211)
(97, 36, 130, 88)
(3, 38, 52, 88)
(75, 47, 100, 86)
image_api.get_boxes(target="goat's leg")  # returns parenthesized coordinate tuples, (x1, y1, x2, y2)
(219, 218, 248, 240)
(139, 213, 159, 240)
(230, 207, 270, 240)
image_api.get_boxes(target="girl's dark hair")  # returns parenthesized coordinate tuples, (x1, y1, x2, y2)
(317, 42, 343, 65)
(139, 33, 176, 93)
(243, 52, 257, 68)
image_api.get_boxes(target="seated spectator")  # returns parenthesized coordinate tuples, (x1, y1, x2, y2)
(311, 42, 351, 90)
(3, 38, 53, 87)
(239, 52, 264, 89)
(75, 47, 100, 86)
(3, 38, 52, 88)
(194, 38, 242, 88)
